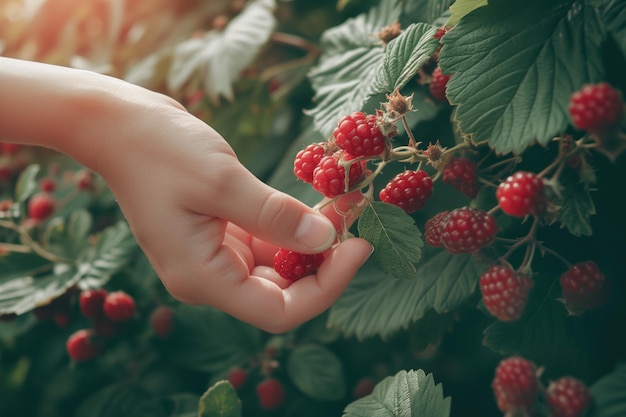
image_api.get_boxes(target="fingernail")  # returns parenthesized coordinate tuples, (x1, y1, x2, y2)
(295, 213, 336, 251)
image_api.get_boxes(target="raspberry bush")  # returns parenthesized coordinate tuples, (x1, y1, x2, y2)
(1, 0, 626, 417)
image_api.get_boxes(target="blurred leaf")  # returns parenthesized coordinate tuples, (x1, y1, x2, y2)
(14, 164, 40, 203)
(0, 252, 51, 282)
(558, 178, 596, 237)
(198, 380, 242, 417)
(408, 310, 456, 352)
(439, 0, 605, 154)
(590, 363, 626, 417)
(287, 344, 346, 401)
(343, 369, 450, 417)
(0, 313, 36, 340)
(74, 384, 165, 417)
(328, 246, 485, 339)
(446, 0, 487, 26)
(43, 209, 94, 259)
(403, 0, 452, 24)
(163, 393, 200, 417)
(595, 0, 626, 57)
(357, 202, 423, 279)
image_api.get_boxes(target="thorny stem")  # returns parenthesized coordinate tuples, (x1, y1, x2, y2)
(501, 216, 540, 261)
(400, 115, 417, 148)
(0, 219, 71, 263)
(518, 243, 537, 274)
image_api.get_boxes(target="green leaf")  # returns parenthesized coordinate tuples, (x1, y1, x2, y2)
(14, 164, 40, 203)
(403, 0, 452, 25)
(371, 23, 440, 93)
(557, 178, 596, 237)
(328, 246, 486, 340)
(446, 0, 486, 26)
(589, 363, 626, 417)
(306, 0, 403, 136)
(596, 0, 626, 57)
(439, 0, 605, 154)
(357, 202, 423, 279)
(43, 209, 94, 258)
(287, 344, 346, 401)
(342, 369, 450, 417)
(198, 380, 242, 417)
(408, 310, 457, 352)
(163, 393, 200, 417)
(0, 252, 51, 281)
(74, 384, 165, 417)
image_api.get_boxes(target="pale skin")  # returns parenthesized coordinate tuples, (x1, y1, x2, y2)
(0, 57, 372, 333)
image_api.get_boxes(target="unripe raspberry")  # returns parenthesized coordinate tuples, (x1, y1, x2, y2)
(79, 288, 108, 319)
(442, 157, 479, 198)
(333, 112, 387, 157)
(293, 142, 328, 183)
(424, 211, 450, 247)
(150, 305, 175, 338)
(27, 192, 55, 221)
(568, 83, 624, 133)
(546, 377, 592, 417)
(274, 248, 324, 281)
(256, 378, 285, 410)
(312, 151, 363, 198)
(379, 169, 433, 213)
(430, 67, 453, 103)
(492, 356, 539, 413)
(227, 368, 248, 390)
(66, 329, 99, 362)
(560, 261, 609, 314)
(103, 291, 135, 322)
(496, 171, 546, 217)
(440, 207, 498, 254)
(480, 265, 534, 322)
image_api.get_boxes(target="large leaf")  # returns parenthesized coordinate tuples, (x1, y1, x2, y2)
(439, 0, 605, 154)
(14, 164, 40, 203)
(286, 344, 346, 401)
(590, 363, 626, 417)
(595, 0, 626, 57)
(446, 0, 487, 26)
(357, 202, 423, 279)
(343, 369, 450, 417)
(402, 0, 452, 25)
(74, 384, 164, 417)
(198, 381, 242, 417)
(557, 176, 596, 237)
(328, 246, 486, 340)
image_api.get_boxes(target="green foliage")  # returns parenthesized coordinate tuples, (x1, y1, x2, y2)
(287, 344, 347, 401)
(198, 381, 242, 417)
(590, 364, 626, 417)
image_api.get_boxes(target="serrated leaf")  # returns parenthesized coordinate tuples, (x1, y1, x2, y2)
(590, 363, 626, 417)
(14, 164, 40, 203)
(403, 0, 452, 25)
(328, 246, 486, 340)
(287, 344, 346, 401)
(198, 381, 242, 417)
(343, 369, 451, 417)
(358, 202, 423, 279)
(558, 180, 596, 237)
(306, 0, 403, 137)
(446, 0, 486, 26)
(371, 23, 439, 93)
(596, 0, 626, 57)
(439, 0, 605, 154)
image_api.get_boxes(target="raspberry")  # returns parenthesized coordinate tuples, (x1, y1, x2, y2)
(0, 143, 21, 155)
(294, 142, 328, 183)
(560, 261, 609, 314)
(440, 207, 498, 254)
(312, 151, 363, 198)
(39, 178, 56, 192)
(79, 288, 108, 319)
(379, 169, 433, 213)
(103, 291, 135, 322)
(27, 192, 55, 221)
(274, 248, 324, 281)
(491, 356, 539, 413)
(496, 171, 546, 217)
(53, 313, 71, 328)
(480, 265, 534, 322)
(568, 83, 624, 133)
(150, 305, 175, 338)
(66, 329, 99, 362)
(442, 157, 479, 198)
(352, 377, 376, 399)
(424, 211, 450, 247)
(75, 169, 94, 190)
(430, 67, 453, 103)
(256, 378, 285, 410)
(546, 377, 592, 417)
(434, 27, 449, 40)
(333, 112, 387, 157)
(228, 368, 248, 390)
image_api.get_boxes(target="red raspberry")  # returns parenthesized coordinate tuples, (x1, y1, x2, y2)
(53, 313, 71, 328)
(312, 151, 363, 198)
(27, 192, 55, 221)
(568, 83, 624, 133)
(227, 368, 248, 390)
(496, 171, 546, 217)
(434, 27, 449, 40)
(103, 291, 135, 322)
(442, 157, 479, 198)
(274, 248, 324, 281)
(66, 329, 99, 362)
(379, 169, 433, 213)
(439, 207, 498, 254)
(480, 265, 534, 321)
(424, 211, 450, 247)
(430, 67, 453, 103)
(352, 377, 376, 399)
(332, 112, 387, 157)
(294, 142, 328, 183)
(546, 377, 592, 417)
(256, 378, 285, 410)
(150, 305, 175, 338)
(75, 169, 94, 191)
(491, 356, 539, 413)
(39, 178, 56, 192)
(79, 288, 108, 319)
(560, 261, 609, 314)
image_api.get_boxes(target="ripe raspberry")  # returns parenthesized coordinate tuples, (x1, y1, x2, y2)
(333, 112, 387, 157)
(150, 305, 175, 338)
(75, 169, 94, 190)
(66, 329, 99, 362)
(256, 378, 286, 410)
(228, 368, 248, 390)
(568, 83, 624, 133)
(103, 291, 135, 322)
(491, 356, 539, 413)
(79, 288, 108, 319)
(434, 27, 449, 40)
(497, 171, 546, 217)
(430, 67, 453, 103)
(480, 265, 534, 322)
(379, 169, 433, 213)
(560, 261, 609, 314)
(312, 151, 363, 198)
(0, 142, 21, 154)
(27, 192, 55, 221)
(39, 178, 56, 192)
(546, 377, 592, 417)
(424, 211, 450, 247)
(274, 248, 324, 281)
(352, 377, 376, 399)
(294, 142, 328, 183)
(442, 157, 479, 198)
(440, 207, 498, 254)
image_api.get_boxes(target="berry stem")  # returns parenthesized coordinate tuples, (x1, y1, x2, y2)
(258, 32, 320, 83)
(536, 243, 573, 269)
(0, 219, 71, 263)
(501, 216, 540, 261)
(400, 115, 417, 148)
